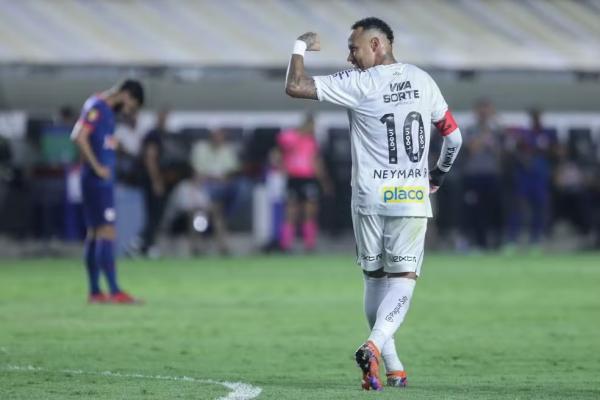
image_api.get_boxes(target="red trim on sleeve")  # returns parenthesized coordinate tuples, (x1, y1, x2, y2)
(77, 119, 95, 134)
(434, 110, 458, 137)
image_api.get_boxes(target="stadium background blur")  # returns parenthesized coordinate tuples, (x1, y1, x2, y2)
(2, 2, 600, 399)
(0, 0, 599, 257)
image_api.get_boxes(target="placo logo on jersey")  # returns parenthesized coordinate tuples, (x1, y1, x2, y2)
(381, 186, 426, 203)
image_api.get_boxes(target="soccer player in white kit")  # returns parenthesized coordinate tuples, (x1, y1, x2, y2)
(285, 18, 463, 390)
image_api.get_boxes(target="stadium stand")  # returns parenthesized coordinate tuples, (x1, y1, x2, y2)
(0, 0, 599, 256)
(0, 0, 599, 70)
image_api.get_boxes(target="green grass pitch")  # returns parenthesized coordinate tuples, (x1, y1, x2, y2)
(1, 253, 599, 399)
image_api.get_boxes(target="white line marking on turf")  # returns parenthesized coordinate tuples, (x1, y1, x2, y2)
(3, 365, 262, 400)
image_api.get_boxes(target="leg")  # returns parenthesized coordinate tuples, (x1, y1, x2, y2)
(363, 272, 416, 389)
(94, 184, 138, 302)
(352, 213, 385, 390)
(302, 198, 319, 251)
(84, 229, 102, 298)
(530, 183, 548, 244)
(139, 185, 154, 252)
(472, 177, 488, 249)
(362, 269, 406, 377)
(81, 179, 109, 302)
(463, 176, 484, 248)
(280, 197, 299, 250)
(300, 179, 320, 251)
(488, 176, 504, 249)
(95, 223, 139, 303)
(142, 191, 166, 255)
(507, 195, 525, 245)
(367, 271, 417, 355)
(363, 218, 426, 386)
(204, 182, 233, 255)
(95, 224, 120, 295)
(209, 202, 230, 255)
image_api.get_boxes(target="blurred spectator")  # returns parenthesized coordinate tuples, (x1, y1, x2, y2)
(430, 128, 465, 252)
(114, 113, 143, 184)
(129, 110, 171, 258)
(189, 128, 243, 254)
(31, 106, 77, 241)
(115, 114, 143, 158)
(276, 114, 332, 251)
(58, 106, 76, 126)
(591, 163, 600, 249)
(113, 114, 146, 256)
(552, 144, 593, 238)
(260, 149, 287, 252)
(462, 99, 504, 250)
(162, 179, 213, 255)
(0, 133, 12, 217)
(504, 109, 558, 250)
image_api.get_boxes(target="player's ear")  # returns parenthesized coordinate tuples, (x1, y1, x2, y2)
(370, 37, 380, 52)
(369, 37, 377, 51)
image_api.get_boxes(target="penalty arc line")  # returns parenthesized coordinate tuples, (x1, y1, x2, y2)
(3, 365, 262, 400)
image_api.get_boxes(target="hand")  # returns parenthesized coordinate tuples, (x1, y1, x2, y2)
(297, 32, 320, 51)
(429, 166, 447, 194)
(95, 165, 111, 180)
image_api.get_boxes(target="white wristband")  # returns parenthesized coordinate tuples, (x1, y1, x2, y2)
(292, 40, 307, 56)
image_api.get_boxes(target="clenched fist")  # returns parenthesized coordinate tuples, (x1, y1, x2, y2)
(297, 32, 321, 51)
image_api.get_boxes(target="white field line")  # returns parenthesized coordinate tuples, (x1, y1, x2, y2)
(3, 365, 262, 400)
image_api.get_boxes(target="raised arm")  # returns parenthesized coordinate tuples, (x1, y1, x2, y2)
(285, 32, 321, 100)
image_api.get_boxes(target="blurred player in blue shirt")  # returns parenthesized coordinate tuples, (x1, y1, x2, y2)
(506, 109, 558, 249)
(71, 80, 144, 303)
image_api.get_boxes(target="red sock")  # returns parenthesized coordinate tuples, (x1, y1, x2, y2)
(302, 220, 318, 250)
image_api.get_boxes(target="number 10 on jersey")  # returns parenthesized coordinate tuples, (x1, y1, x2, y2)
(380, 112, 425, 165)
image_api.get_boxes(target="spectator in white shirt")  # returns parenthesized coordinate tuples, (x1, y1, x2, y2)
(189, 129, 242, 254)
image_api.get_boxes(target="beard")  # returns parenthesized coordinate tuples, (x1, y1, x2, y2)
(112, 102, 124, 114)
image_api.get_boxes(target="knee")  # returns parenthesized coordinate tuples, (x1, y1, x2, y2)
(363, 268, 386, 278)
(387, 271, 418, 280)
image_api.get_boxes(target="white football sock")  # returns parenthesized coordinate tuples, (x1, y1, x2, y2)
(363, 275, 387, 328)
(368, 277, 416, 353)
(381, 338, 404, 373)
(363, 275, 405, 372)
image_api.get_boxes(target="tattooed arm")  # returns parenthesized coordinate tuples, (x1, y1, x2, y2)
(285, 32, 320, 100)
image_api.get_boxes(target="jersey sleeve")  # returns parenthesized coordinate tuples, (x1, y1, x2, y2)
(427, 74, 449, 123)
(77, 106, 102, 132)
(313, 69, 365, 109)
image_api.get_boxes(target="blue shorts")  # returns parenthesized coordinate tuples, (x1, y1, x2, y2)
(81, 177, 115, 228)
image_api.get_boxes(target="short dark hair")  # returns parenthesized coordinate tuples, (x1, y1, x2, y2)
(351, 17, 394, 45)
(118, 79, 145, 106)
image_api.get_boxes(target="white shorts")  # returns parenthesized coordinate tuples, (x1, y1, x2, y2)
(352, 213, 427, 275)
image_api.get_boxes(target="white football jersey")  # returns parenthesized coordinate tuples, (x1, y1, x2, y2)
(314, 63, 448, 217)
